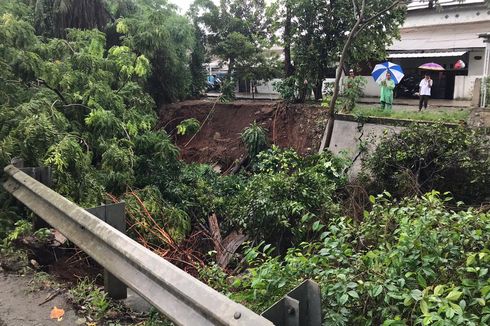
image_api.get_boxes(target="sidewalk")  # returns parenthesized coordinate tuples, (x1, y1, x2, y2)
(359, 97, 471, 108)
(206, 93, 472, 108)
(206, 92, 280, 100)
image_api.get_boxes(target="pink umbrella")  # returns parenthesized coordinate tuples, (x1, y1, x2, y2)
(419, 62, 445, 71)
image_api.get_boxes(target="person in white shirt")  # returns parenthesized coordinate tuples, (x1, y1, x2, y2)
(419, 74, 433, 111)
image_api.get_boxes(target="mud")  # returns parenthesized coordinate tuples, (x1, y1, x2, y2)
(159, 99, 329, 169)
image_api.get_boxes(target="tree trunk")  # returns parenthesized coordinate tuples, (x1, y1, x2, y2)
(318, 0, 404, 153)
(318, 15, 363, 153)
(284, 2, 294, 77)
(227, 57, 235, 80)
(313, 80, 323, 100)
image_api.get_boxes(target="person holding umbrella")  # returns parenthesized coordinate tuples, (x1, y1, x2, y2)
(371, 61, 404, 111)
(380, 72, 395, 110)
(418, 73, 433, 111)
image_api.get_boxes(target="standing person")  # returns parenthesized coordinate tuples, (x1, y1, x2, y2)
(419, 73, 433, 111)
(348, 69, 355, 79)
(346, 69, 355, 89)
(380, 72, 395, 110)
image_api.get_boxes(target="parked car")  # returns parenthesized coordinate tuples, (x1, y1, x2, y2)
(206, 75, 219, 91)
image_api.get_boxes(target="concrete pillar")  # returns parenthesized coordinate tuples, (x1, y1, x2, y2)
(479, 33, 490, 108)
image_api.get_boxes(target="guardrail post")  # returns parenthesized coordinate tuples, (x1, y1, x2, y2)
(87, 202, 127, 300)
(11, 159, 52, 229)
(3, 165, 274, 325)
(262, 279, 322, 326)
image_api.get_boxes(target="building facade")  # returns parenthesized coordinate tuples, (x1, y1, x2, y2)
(362, 0, 490, 101)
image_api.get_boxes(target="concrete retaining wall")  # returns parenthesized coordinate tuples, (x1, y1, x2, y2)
(328, 115, 458, 177)
(328, 117, 403, 176)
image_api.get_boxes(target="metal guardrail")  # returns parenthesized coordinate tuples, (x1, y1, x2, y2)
(3, 165, 274, 326)
(262, 280, 321, 326)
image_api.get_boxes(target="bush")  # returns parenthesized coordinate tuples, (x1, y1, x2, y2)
(240, 121, 268, 160)
(220, 79, 236, 102)
(201, 192, 490, 325)
(365, 124, 490, 204)
(341, 76, 366, 112)
(273, 76, 297, 102)
(224, 147, 347, 250)
(176, 118, 200, 136)
(165, 163, 245, 224)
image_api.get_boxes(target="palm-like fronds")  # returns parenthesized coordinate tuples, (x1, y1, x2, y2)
(240, 121, 268, 159)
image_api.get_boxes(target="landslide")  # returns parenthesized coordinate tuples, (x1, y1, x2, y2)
(158, 99, 328, 170)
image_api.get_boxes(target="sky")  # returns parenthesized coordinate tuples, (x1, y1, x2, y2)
(169, 0, 194, 13)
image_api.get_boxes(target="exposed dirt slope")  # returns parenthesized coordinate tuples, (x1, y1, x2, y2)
(159, 99, 328, 170)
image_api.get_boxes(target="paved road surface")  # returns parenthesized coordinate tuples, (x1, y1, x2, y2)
(0, 273, 79, 325)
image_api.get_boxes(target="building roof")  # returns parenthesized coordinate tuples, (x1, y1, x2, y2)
(388, 51, 467, 58)
(389, 21, 490, 51)
(407, 0, 485, 10)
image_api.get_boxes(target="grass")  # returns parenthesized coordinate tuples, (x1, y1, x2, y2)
(350, 106, 470, 123)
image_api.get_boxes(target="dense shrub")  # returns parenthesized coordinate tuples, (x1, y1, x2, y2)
(201, 192, 490, 325)
(341, 76, 366, 112)
(165, 164, 245, 224)
(273, 76, 297, 102)
(224, 146, 347, 250)
(365, 125, 490, 204)
(240, 121, 268, 160)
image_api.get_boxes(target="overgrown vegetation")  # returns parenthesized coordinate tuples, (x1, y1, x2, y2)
(240, 121, 268, 160)
(365, 124, 490, 205)
(202, 192, 490, 325)
(1, 1, 489, 325)
(341, 77, 367, 112)
(352, 106, 471, 123)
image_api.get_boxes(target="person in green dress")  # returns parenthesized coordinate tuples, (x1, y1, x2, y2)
(380, 72, 395, 110)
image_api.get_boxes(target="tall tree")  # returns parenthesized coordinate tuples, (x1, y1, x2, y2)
(188, 21, 207, 97)
(190, 0, 278, 96)
(33, 0, 112, 37)
(318, 0, 406, 152)
(117, 0, 195, 104)
(272, 0, 404, 102)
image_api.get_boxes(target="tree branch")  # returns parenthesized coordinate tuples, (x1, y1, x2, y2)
(39, 79, 68, 105)
(357, 0, 404, 35)
(352, 0, 358, 17)
(318, 0, 365, 153)
(62, 103, 91, 110)
(62, 40, 76, 54)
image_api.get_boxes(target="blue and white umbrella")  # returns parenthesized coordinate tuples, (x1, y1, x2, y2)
(371, 61, 404, 85)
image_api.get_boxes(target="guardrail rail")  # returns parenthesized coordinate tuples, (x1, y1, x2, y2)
(3, 165, 274, 326)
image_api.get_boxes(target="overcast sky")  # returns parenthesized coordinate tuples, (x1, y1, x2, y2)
(169, 0, 194, 13)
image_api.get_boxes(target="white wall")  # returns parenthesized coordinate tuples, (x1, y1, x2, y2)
(468, 50, 485, 76)
(404, 3, 489, 28)
(362, 77, 380, 97)
(454, 76, 478, 99)
(256, 79, 281, 94)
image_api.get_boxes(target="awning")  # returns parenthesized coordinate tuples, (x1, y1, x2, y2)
(389, 21, 490, 51)
(388, 51, 467, 58)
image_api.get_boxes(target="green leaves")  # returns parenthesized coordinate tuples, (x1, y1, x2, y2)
(366, 125, 490, 204)
(434, 285, 445, 296)
(240, 121, 268, 160)
(208, 193, 490, 325)
(176, 118, 200, 136)
(446, 289, 463, 302)
(118, 3, 195, 103)
(420, 300, 429, 316)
